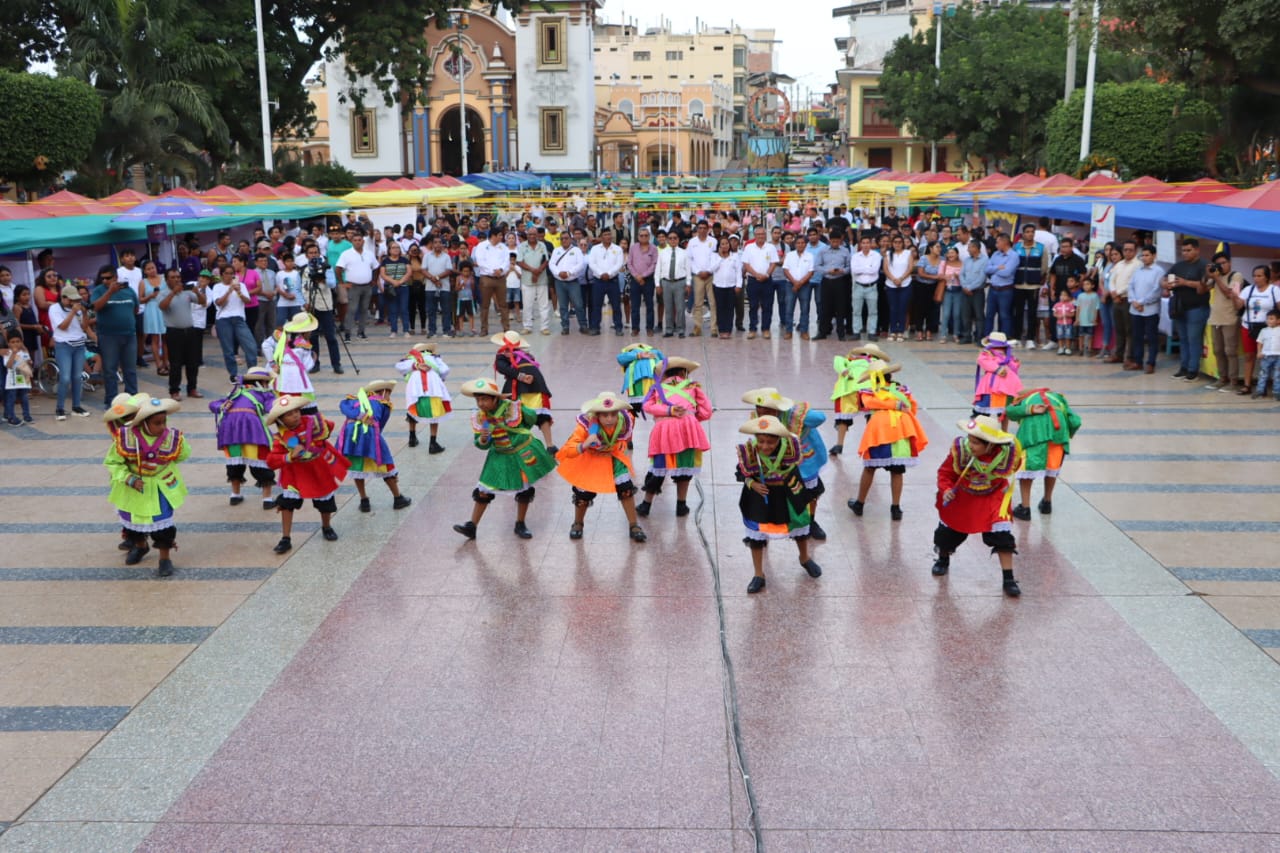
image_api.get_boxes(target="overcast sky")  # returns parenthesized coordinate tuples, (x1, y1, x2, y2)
(595, 1, 844, 102)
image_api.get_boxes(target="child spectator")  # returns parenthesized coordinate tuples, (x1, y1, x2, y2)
(505, 251, 523, 330)
(1252, 309, 1280, 399)
(937, 246, 965, 343)
(455, 261, 476, 337)
(1074, 276, 1101, 357)
(1052, 285, 1077, 355)
(4, 329, 34, 424)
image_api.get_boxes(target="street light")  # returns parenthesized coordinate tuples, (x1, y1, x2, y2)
(450, 11, 471, 176)
(253, 0, 272, 170)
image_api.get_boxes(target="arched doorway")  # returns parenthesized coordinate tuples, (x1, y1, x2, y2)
(438, 106, 486, 176)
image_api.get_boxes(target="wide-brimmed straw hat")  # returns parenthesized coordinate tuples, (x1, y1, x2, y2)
(957, 415, 1015, 445)
(741, 387, 795, 412)
(363, 379, 397, 395)
(663, 356, 699, 374)
(621, 342, 658, 353)
(283, 312, 318, 335)
(128, 396, 180, 427)
(265, 393, 311, 426)
(491, 330, 530, 349)
(738, 415, 794, 439)
(411, 342, 438, 354)
(103, 393, 141, 424)
(580, 391, 627, 415)
(460, 377, 503, 397)
(866, 358, 903, 375)
(848, 342, 889, 360)
(243, 367, 274, 384)
(980, 331, 1011, 348)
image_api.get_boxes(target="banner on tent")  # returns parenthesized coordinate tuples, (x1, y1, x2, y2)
(1090, 203, 1115, 245)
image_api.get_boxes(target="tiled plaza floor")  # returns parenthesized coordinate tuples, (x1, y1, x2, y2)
(1, 316, 1278, 851)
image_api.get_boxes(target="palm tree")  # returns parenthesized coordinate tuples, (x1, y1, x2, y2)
(63, 0, 237, 191)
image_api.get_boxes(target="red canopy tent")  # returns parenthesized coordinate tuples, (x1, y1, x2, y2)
(201, 185, 251, 205)
(0, 200, 52, 221)
(30, 190, 115, 216)
(102, 189, 152, 207)
(957, 172, 1010, 194)
(1113, 177, 1170, 198)
(1211, 181, 1280, 211)
(239, 183, 285, 199)
(159, 187, 202, 200)
(1023, 174, 1083, 194)
(274, 182, 322, 198)
(1156, 178, 1239, 205)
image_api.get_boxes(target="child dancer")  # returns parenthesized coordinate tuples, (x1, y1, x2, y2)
(555, 391, 647, 543)
(743, 387, 830, 540)
(932, 415, 1025, 597)
(1006, 388, 1081, 519)
(264, 313, 317, 401)
(973, 331, 1023, 422)
(209, 366, 277, 509)
(104, 396, 190, 576)
(829, 342, 888, 455)
(104, 394, 142, 553)
(265, 394, 349, 553)
(338, 379, 413, 513)
(736, 415, 823, 594)
(635, 356, 712, 518)
(847, 360, 928, 522)
(493, 330, 556, 452)
(396, 342, 451, 452)
(452, 377, 557, 540)
(617, 342, 665, 414)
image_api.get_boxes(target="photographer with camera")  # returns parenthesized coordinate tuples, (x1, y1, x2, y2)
(302, 243, 345, 374)
(1204, 252, 1244, 392)
(159, 267, 206, 401)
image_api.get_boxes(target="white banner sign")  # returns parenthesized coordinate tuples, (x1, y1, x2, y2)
(1090, 203, 1115, 246)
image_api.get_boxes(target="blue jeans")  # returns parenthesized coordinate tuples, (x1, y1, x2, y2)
(1256, 355, 1280, 395)
(887, 287, 912, 334)
(630, 274, 656, 332)
(851, 283, 878, 336)
(55, 341, 87, 412)
(386, 285, 409, 333)
(984, 287, 1014, 338)
(4, 389, 30, 420)
(215, 316, 258, 380)
(1173, 304, 1210, 374)
(588, 276, 622, 332)
(772, 278, 793, 333)
(791, 281, 815, 335)
(556, 280, 586, 332)
(746, 277, 773, 332)
(275, 304, 301, 328)
(940, 289, 964, 337)
(1130, 313, 1160, 367)
(1098, 296, 1114, 351)
(98, 333, 138, 406)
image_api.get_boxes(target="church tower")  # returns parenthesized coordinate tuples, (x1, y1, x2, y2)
(513, 0, 599, 174)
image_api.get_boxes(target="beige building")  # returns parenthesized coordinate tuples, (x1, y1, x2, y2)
(274, 73, 332, 168)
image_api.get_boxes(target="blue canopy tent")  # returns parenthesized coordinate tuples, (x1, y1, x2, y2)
(801, 167, 883, 185)
(459, 171, 546, 192)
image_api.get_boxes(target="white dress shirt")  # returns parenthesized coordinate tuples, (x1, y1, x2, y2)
(657, 246, 690, 283)
(740, 242, 780, 280)
(782, 250, 814, 284)
(586, 243, 625, 279)
(549, 245, 585, 282)
(711, 254, 742, 289)
(472, 240, 511, 277)
(686, 235, 718, 277)
(336, 245, 378, 284)
(850, 249, 883, 284)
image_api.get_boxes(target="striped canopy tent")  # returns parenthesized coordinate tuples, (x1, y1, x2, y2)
(101, 189, 153, 207)
(1211, 180, 1280, 211)
(855, 171, 970, 201)
(29, 190, 116, 216)
(0, 200, 53, 221)
(342, 175, 483, 207)
(801, 167, 884, 185)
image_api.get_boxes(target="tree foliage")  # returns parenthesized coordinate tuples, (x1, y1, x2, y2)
(0, 70, 101, 188)
(300, 162, 359, 195)
(0, 0, 78, 71)
(1045, 81, 1216, 180)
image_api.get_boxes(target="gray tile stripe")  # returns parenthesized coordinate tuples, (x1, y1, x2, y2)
(5, 457, 251, 465)
(0, 626, 214, 645)
(0, 522, 317, 534)
(5, 486, 268, 497)
(1244, 629, 1280, 648)
(0, 567, 275, 582)
(0, 706, 130, 732)
(1171, 567, 1280, 582)
(1070, 453, 1278, 462)
(1073, 428, 1266, 436)
(1117, 520, 1279, 533)
(1054, 406, 1275, 414)
(1073, 483, 1280, 494)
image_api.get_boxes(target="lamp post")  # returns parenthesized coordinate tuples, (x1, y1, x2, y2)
(1078, 0, 1101, 161)
(253, 0, 272, 170)
(450, 11, 471, 176)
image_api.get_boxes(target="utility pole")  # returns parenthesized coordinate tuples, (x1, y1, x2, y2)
(1079, 0, 1101, 161)
(931, 9, 941, 172)
(1064, 2, 1079, 100)
(253, 0, 272, 170)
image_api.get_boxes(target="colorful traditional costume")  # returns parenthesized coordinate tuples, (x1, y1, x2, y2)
(973, 332, 1023, 417)
(830, 349, 880, 424)
(857, 363, 928, 471)
(555, 392, 648, 543)
(641, 357, 712, 485)
(266, 396, 349, 513)
(1005, 389, 1081, 480)
(104, 397, 190, 570)
(617, 343, 665, 409)
(338, 386, 399, 480)
(493, 331, 553, 425)
(209, 367, 276, 502)
(264, 313, 318, 401)
(396, 344, 452, 424)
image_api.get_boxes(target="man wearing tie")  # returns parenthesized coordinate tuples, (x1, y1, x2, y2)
(657, 230, 691, 338)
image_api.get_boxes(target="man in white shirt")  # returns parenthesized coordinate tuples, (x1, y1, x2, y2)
(849, 235, 883, 341)
(686, 220, 718, 337)
(210, 265, 259, 382)
(548, 231, 586, 335)
(470, 227, 512, 335)
(741, 226, 780, 340)
(585, 229, 625, 335)
(422, 236, 455, 337)
(782, 242, 815, 341)
(516, 227, 550, 335)
(116, 248, 147, 367)
(335, 233, 379, 339)
(1106, 239, 1141, 364)
(657, 230, 691, 338)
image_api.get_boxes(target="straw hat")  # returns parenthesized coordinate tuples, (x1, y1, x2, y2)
(60, 284, 82, 301)
(956, 415, 1016, 445)
(265, 393, 311, 426)
(867, 358, 903, 375)
(741, 387, 795, 412)
(460, 377, 503, 397)
(103, 393, 141, 424)
(411, 342, 438, 354)
(621, 342, 658, 353)
(243, 367, 274, 384)
(491, 330, 530, 349)
(580, 391, 627, 415)
(363, 379, 397, 395)
(847, 342, 889, 360)
(283, 312, 318, 335)
(128, 396, 180, 427)
(980, 331, 1011, 348)
(738, 415, 794, 439)
(663, 356, 700, 374)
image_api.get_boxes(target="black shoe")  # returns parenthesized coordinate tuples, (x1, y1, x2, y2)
(890, 504, 903, 521)
(393, 495, 412, 510)
(635, 500, 651, 518)
(829, 444, 842, 456)
(308, 364, 320, 375)
(262, 498, 275, 510)
(931, 555, 950, 576)
(837, 334, 847, 342)
(868, 335, 879, 342)
(589, 329, 601, 336)
(675, 500, 690, 517)
(118, 540, 132, 551)
(561, 329, 570, 336)
(428, 439, 445, 454)
(850, 333, 861, 341)
(321, 526, 339, 541)
(1183, 373, 1200, 383)
(229, 495, 245, 506)
(1011, 504, 1032, 521)
(802, 559, 822, 578)
(736, 325, 745, 332)
(124, 544, 150, 566)
(1172, 369, 1187, 378)
(569, 523, 584, 540)
(157, 558, 174, 577)
(333, 365, 345, 374)
(514, 521, 533, 539)
(453, 521, 477, 539)
(408, 433, 420, 448)
(747, 576, 766, 594)
(1038, 499, 1052, 515)
(663, 332, 674, 338)
(629, 524, 647, 543)
(809, 520, 827, 540)
(343, 332, 351, 342)
(1003, 577, 1022, 597)
(812, 334, 829, 341)
(359, 498, 372, 513)
(546, 445, 559, 455)
(847, 499, 864, 517)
